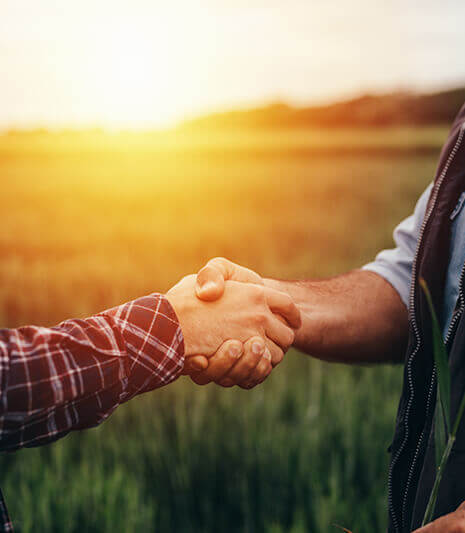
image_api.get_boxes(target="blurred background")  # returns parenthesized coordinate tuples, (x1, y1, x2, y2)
(1, 1, 465, 531)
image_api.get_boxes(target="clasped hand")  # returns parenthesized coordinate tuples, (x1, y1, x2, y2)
(166, 259, 300, 389)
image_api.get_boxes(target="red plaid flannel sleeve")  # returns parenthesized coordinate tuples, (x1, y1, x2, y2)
(0, 293, 184, 452)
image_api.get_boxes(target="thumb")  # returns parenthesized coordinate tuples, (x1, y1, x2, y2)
(196, 257, 263, 301)
(182, 355, 209, 375)
(196, 264, 226, 301)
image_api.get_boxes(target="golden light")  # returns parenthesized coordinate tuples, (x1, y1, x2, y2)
(76, 17, 198, 129)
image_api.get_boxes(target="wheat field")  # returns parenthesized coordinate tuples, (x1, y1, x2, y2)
(0, 127, 444, 532)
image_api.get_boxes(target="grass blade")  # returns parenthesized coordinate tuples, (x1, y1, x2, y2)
(434, 388, 447, 468)
(419, 278, 451, 432)
(452, 391, 465, 437)
(422, 434, 456, 525)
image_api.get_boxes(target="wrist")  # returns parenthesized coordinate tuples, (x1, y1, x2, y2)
(165, 290, 198, 356)
(263, 277, 327, 355)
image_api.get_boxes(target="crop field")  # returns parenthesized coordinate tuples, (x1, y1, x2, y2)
(0, 127, 446, 532)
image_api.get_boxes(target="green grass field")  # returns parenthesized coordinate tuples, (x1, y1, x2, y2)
(0, 127, 446, 532)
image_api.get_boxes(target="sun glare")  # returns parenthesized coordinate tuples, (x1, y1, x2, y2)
(80, 20, 192, 128)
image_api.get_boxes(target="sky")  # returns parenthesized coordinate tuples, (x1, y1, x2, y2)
(1, 0, 465, 129)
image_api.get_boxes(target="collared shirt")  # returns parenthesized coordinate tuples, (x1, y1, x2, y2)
(0, 293, 184, 531)
(363, 182, 465, 338)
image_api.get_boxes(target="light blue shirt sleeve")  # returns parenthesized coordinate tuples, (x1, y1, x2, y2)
(362, 183, 433, 309)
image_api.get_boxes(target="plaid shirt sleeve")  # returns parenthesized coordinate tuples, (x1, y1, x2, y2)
(0, 293, 184, 452)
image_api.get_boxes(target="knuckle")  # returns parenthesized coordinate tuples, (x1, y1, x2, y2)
(254, 311, 267, 327)
(251, 284, 266, 304)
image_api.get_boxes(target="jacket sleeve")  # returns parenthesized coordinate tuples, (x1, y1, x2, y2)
(362, 183, 433, 309)
(0, 293, 184, 451)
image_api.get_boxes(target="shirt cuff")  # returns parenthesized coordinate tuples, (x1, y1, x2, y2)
(103, 293, 185, 401)
(361, 263, 410, 310)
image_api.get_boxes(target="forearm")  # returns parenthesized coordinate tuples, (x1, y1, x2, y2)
(266, 270, 408, 364)
(0, 294, 184, 451)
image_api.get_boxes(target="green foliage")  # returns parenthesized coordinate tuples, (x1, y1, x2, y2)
(0, 128, 439, 532)
(419, 279, 451, 467)
(420, 280, 465, 526)
(2, 360, 401, 532)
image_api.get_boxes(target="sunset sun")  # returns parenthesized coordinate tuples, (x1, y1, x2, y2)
(81, 23, 190, 128)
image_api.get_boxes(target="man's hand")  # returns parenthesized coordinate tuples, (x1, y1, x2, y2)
(166, 274, 300, 378)
(189, 336, 273, 389)
(184, 258, 296, 388)
(413, 501, 465, 532)
(194, 257, 409, 365)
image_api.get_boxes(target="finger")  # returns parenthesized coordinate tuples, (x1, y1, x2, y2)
(266, 340, 284, 367)
(217, 377, 235, 387)
(239, 348, 272, 389)
(182, 355, 209, 375)
(222, 336, 265, 384)
(264, 287, 301, 329)
(200, 340, 244, 382)
(412, 512, 465, 533)
(264, 314, 295, 350)
(190, 372, 212, 386)
(219, 340, 276, 386)
(196, 257, 263, 301)
(196, 264, 225, 301)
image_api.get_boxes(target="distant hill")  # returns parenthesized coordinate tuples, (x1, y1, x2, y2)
(181, 87, 465, 130)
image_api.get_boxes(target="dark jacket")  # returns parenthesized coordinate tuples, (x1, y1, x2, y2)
(388, 104, 465, 532)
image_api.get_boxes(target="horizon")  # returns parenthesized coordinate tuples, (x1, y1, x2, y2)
(2, 0, 465, 130)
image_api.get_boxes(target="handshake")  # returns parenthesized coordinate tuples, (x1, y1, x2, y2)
(166, 258, 301, 389)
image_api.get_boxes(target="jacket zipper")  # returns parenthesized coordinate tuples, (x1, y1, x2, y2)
(401, 258, 465, 525)
(388, 124, 465, 532)
(400, 260, 465, 527)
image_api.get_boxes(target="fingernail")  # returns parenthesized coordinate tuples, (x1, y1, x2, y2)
(263, 348, 271, 361)
(252, 342, 264, 355)
(229, 345, 242, 358)
(191, 361, 205, 371)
